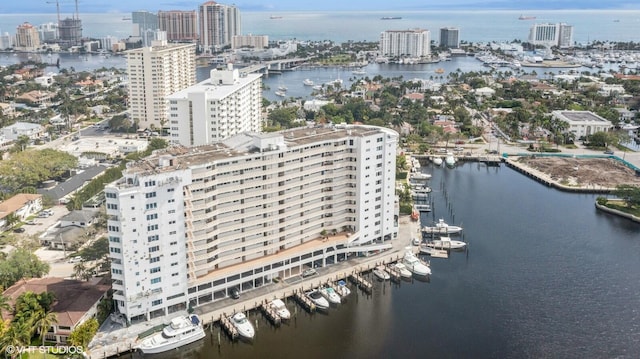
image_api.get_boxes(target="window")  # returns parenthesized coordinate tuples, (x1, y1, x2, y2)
(151, 277, 161, 284)
(146, 203, 157, 210)
(112, 269, 122, 275)
(147, 224, 159, 231)
(150, 256, 160, 263)
(106, 203, 118, 210)
(145, 181, 156, 187)
(152, 299, 163, 306)
(145, 192, 156, 198)
(148, 235, 159, 242)
(149, 246, 160, 253)
(109, 247, 121, 253)
(106, 192, 116, 199)
(109, 236, 120, 243)
(146, 213, 158, 220)
(150, 267, 161, 273)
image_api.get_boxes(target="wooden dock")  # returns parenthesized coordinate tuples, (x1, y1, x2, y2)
(349, 273, 373, 293)
(219, 314, 239, 340)
(429, 249, 449, 258)
(385, 264, 402, 282)
(259, 302, 282, 326)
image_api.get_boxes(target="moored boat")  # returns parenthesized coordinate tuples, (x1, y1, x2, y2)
(268, 299, 291, 320)
(432, 157, 443, 166)
(445, 152, 456, 167)
(275, 90, 286, 97)
(402, 249, 432, 276)
(411, 172, 432, 180)
(306, 289, 330, 310)
(137, 314, 205, 354)
(303, 78, 314, 86)
(231, 312, 255, 339)
(415, 204, 431, 212)
(424, 236, 467, 250)
(373, 265, 391, 281)
(393, 262, 413, 279)
(422, 218, 463, 235)
(335, 280, 351, 297)
(319, 286, 342, 304)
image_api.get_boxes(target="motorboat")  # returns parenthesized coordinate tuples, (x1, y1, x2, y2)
(303, 78, 314, 86)
(275, 90, 286, 97)
(411, 172, 432, 180)
(414, 204, 431, 212)
(137, 314, 205, 354)
(422, 219, 463, 235)
(419, 244, 435, 255)
(306, 289, 330, 310)
(231, 312, 255, 339)
(411, 191, 429, 200)
(424, 236, 467, 250)
(278, 85, 288, 92)
(372, 266, 390, 281)
(445, 152, 456, 167)
(393, 262, 413, 279)
(413, 186, 431, 193)
(269, 299, 291, 320)
(352, 69, 366, 75)
(335, 280, 351, 297)
(432, 157, 443, 166)
(319, 286, 341, 304)
(402, 249, 431, 276)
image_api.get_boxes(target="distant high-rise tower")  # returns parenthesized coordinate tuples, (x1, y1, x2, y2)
(15, 22, 41, 51)
(379, 29, 431, 58)
(198, 1, 241, 53)
(529, 23, 574, 48)
(58, 17, 82, 48)
(126, 41, 196, 130)
(158, 10, 198, 43)
(558, 23, 573, 48)
(132, 11, 158, 47)
(439, 27, 460, 48)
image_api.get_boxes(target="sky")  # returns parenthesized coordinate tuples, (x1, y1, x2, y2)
(2, 0, 639, 13)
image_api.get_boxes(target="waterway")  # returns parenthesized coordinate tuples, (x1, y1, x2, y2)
(123, 163, 640, 359)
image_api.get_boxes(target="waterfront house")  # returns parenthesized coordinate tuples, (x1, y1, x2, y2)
(60, 209, 99, 228)
(0, 193, 42, 228)
(552, 110, 614, 139)
(2, 277, 110, 344)
(2, 121, 45, 142)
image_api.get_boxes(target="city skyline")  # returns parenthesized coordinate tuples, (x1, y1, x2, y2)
(2, 0, 640, 14)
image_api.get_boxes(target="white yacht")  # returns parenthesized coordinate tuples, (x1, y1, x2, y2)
(319, 286, 342, 304)
(373, 265, 391, 280)
(303, 78, 314, 86)
(422, 219, 463, 235)
(432, 157, 443, 166)
(414, 204, 431, 212)
(269, 299, 291, 320)
(231, 312, 255, 340)
(335, 280, 351, 297)
(393, 262, 413, 279)
(411, 172, 432, 180)
(424, 236, 467, 250)
(445, 152, 456, 167)
(275, 90, 286, 97)
(306, 289, 330, 310)
(137, 314, 205, 354)
(402, 249, 432, 276)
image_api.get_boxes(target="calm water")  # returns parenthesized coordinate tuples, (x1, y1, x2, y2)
(1, 10, 639, 44)
(123, 163, 640, 359)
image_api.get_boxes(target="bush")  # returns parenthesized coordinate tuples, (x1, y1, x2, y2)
(596, 196, 608, 205)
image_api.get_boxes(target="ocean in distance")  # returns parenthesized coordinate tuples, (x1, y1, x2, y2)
(1, 10, 640, 44)
(116, 163, 640, 359)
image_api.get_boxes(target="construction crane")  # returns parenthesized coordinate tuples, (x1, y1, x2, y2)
(46, 0, 61, 22)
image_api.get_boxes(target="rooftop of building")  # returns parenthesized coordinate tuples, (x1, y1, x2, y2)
(122, 125, 394, 176)
(167, 68, 262, 100)
(554, 110, 610, 123)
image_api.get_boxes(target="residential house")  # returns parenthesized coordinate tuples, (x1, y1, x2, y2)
(0, 193, 42, 228)
(2, 277, 110, 344)
(2, 122, 44, 141)
(60, 209, 99, 228)
(17, 90, 54, 105)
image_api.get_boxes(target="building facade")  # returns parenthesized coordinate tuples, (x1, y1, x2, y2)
(529, 23, 573, 48)
(552, 110, 613, 139)
(198, 1, 241, 53)
(15, 23, 41, 51)
(439, 27, 459, 48)
(105, 125, 399, 322)
(126, 41, 196, 130)
(132, 11, 159, 47)
(37, 22, 58, 43)
(379, 29, 431, 58)
(167, 65, 262, 146)
(158, 10, 198, 43)
(232, 34, 268, 49)
(58, 17, 82, 48)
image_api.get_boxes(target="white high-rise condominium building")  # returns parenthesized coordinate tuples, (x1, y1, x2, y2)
(168, 64, 262, 146)
(439, 27, 459, 48)
(529, 23, 573, 48)
(198, 1, 241, 53)
(379, 29, 431, 58)
(126, 40, 196, 130)
(105, 125, 399, 322)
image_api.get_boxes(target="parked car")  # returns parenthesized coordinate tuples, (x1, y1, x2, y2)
(13, 227, 25, 233)
(301, 268, 318, 278)
(230, 288, 240, 299)
(25, 220, 36, 225)
(604, 150, 614, 155)
(68, 256, 83, 263)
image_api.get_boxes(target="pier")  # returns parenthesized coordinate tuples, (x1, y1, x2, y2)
(385, 264, 402, 282)
(293, 290, 316, 313)
(219, 314, 239, 340)
(349, 273, 373, 293)
(259, 301, 282, 326)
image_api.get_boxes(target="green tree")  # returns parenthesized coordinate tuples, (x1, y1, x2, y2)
(67, 318, 99, 348)
(0, 248, 50, 290)
(33, 310, 58, 345)
(0, 294, 11, 320)
(0, 320, 31, 359)
(612, 185, 640, 208)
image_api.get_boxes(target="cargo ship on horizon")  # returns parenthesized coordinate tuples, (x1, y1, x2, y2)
(381, 16, 402, 20)
(518, 15, 536, 20)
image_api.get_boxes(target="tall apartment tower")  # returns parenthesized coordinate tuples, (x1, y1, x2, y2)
(379, 29, 431, 58)
(198, 1, 241, 53)
(168, 65, 263, 146)
(439, 27, 460, 48)
(15, 22, 41, 51)
(126, 41, 196, 130)
(529, 23, 574, 48)
(58, 17, 82, 48)
(132, 11, 159, 47)
(558, 23, 574, 48)
(158, 10, 198, 43)
(105, 125, 399, 322)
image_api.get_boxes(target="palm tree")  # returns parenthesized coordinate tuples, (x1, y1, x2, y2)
(0, 294, 11, 321)
(0, 320, 31, 359)
(33, 310, 57, 345)
(73, 262, 92, 281)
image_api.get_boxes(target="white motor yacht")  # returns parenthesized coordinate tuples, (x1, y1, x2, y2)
(306, 289, 330, 310)
(424, 236, 467, 250)
(335, 280, 351, 297)
(137, 314, 205, 354)
(445, 152, 456, 167)
(422, 219, 463, 235)
(319, 287, 342, 304)
(269, 299, 291, 320)
(402, 249, 432, 276)
(231, 312, 255, 340)
(432, 157, 443, 166)
(393, 262, 413, 279)
(303, 78, 314, 86)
